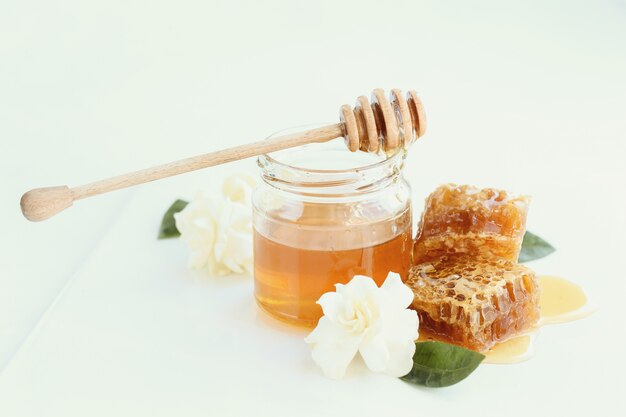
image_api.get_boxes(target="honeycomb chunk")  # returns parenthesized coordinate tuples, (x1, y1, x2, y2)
(413, 184, 530, 263)
(407, 255, 540, 351)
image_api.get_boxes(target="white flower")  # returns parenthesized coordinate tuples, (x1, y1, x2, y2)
(305, 272, 419, 379)
(221, 172, 256, 205)
(174, 173, 256, 275)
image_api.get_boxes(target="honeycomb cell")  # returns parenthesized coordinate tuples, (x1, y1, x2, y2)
(407, 255, 541, 351)
(413, 184, 530, 263)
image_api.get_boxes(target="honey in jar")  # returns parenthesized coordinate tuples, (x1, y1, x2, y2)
(252, 133, 412, 327)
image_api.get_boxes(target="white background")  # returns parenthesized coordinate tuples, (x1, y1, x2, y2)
(1, 0, 625, 415)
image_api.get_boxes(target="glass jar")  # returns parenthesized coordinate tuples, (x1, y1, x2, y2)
(252, 128, 412, 327)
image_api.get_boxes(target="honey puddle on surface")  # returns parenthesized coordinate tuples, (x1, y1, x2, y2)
(418, 275, 592, 364)
(483, 275, 591, 364)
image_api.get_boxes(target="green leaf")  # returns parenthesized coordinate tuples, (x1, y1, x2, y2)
(400, 341, 485, 388)
(519, 231, 556, 262)
(157, 199, 189, 239)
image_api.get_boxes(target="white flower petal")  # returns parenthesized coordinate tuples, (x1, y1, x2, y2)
(376, 308, 418, 377)
(305, 317, 363, 379)
(359, 333, 390, 372)
(208, 261, 232, 276)
(337, 275, 378, 300)
(380, 272, 415, 308)
(317, 292, 344, 319)
(219, 233, 251, 274)
(381, 338, 416, 377)
(222, 172, 256, 204)
(382, 308, 420, 342)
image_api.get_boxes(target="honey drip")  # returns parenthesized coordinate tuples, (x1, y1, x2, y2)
(484, 275, 590, 364)
(538, 275, 590, 324)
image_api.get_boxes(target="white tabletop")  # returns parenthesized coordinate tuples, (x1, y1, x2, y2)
(2, 1, 625, 415)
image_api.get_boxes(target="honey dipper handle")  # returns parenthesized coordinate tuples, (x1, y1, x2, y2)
(20, 123, 344, 222)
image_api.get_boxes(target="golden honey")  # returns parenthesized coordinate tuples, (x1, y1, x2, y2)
(538, 275, 589, 324)
(482, 334, 534, 364)
(254, 217, 412, 326)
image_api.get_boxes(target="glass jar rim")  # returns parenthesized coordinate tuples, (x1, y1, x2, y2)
(259, 123, 405, 175)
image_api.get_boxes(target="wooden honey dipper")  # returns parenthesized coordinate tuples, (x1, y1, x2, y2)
(21, 88, 426, 222)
